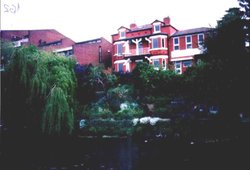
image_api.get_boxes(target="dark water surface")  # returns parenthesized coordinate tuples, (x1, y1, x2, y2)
(1, 126, 250, 170)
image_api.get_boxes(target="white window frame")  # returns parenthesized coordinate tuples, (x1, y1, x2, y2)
(117, 43, 123, 56)
(120, 31, 125, 39)
(198, 33, 204, 46)
(174, 61, 182, 74)
(186, 35, 192, 49)
(162, 58, 167, 70)
(152, 59, 160, 70)
(152, 38, 159, 48)
(153, 23, 161, 33)
(161, 38, 165, 48)
(149, 55, 168, 70)
(119, 28, 126, 39)
(173, 37, 179, 50)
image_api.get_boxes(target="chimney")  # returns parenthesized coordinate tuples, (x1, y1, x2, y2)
(163, 17, 170, 25)
(130, 23, 137, 29)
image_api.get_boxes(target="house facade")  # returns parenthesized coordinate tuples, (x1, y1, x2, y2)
(111, 17, 211, 74)
(0, 29, 75, 54)
(73, 37, 112, 67)
(0, 30, 112, 69)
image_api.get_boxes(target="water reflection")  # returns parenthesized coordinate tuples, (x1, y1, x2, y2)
(1, 131, 250, 170)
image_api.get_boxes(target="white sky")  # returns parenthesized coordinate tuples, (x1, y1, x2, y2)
(1, 0, 239, 42)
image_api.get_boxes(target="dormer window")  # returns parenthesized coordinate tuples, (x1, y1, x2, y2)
(153, 24, 161, 33)
(119, 30, 126, 39)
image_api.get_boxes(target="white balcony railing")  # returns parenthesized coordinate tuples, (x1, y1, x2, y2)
(124, 47, 149, 57)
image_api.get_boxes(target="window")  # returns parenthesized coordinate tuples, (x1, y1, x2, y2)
(153, 59, 160, 69)
(120, 31, 125, 38)
(183, 60, 192, 67)
(186, 35, 192, 49)
(118, 63, 123, 72)
(173, 37, 179, 50)
(139, 42, 143, 54)
(99, 46, 102, 63)
(154, 24, 160, 33)
(162, 38, 165, 48)
(162, 59, 166, 69)
(152, 38, 159, 48)
(117, 44, 123, 55)
(57, 50, 73, 57)
(175, 61, 181, 74)
(198, 34, 204, 46)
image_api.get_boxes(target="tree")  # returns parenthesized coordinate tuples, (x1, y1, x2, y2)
(132, 62, 178, 97)
(2, 44, 77, 135)
(238, 0, 250, 45)
(197, 6, 250, 117)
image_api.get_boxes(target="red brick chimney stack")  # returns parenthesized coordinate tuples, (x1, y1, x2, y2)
(130, 23, 137, 29)
(163, 17, 170, 25)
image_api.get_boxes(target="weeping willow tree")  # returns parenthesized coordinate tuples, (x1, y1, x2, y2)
(4, 44, 77, 135)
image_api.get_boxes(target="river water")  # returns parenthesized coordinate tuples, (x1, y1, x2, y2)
(1, 130, 250, 170)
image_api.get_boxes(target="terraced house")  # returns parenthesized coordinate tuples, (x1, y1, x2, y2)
(111, 17, 212, 74)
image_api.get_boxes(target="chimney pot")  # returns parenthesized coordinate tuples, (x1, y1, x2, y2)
(130, 23, 137, 29)
(163, 17, 170, 25)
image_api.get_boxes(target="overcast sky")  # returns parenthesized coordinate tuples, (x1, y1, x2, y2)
(1, 0, 239, 42)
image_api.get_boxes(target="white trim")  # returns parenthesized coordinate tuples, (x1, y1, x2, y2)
(171, 48, 202, 58)
(135, 59, 143, 62)
(152, 58, 160, 70)
(123, 40, 130, 54)
(114, 41, 125, 45)
(161, 38, 165, 48)
(152, 22, 161, 25)
(145, 56, 152, 62)
(118, 28, 126, 31)
(148, 47, 168, 51)
(114, 59, 127, 64)
(173, 37, 179, 50)
(53, 46, 73, 53)
(150, 35, 168, 39)
(114, 59, 131, 72)
(171, 57, 193, 62)
(145, 37, 151, 43)
(186, 35, 192, 49)
(119, 31, 126, 39)
(150, 56, 168, 70)
(153, 24, 161, 33)
(198, 33, 204, 46)
(174, 61, 182, 74)
(132, 38, 142, 55)
(13, 38, 29, 47)
(150, 55, 168, 59)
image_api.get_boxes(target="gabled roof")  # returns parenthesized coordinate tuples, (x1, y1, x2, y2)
(117, 26, 130, 31)
(171, 27, 213, 37)
(151, 19, 165, 25)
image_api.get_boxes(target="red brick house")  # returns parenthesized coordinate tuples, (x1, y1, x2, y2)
(1, 30, 112, 68)
(111, 17, 212, 74)
(73, 37, 112, 67)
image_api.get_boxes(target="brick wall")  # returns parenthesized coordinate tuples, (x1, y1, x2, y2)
(73, 37, 112, 67)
